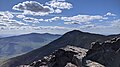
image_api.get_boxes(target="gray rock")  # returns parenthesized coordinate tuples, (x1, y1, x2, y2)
(83, 37, 120, 67)
(19, 46, 104, 67)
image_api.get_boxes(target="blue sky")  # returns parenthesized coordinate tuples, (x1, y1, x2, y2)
(0, 0, 120, 35)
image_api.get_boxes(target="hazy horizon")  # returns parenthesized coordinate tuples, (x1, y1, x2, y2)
(0, 30, 120, 37)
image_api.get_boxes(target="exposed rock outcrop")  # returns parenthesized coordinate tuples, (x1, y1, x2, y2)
(19, 46, 87, 67)
(19, 37, 120, 67)
(19, 46, 104, 67)
(83, 37, 120, 67)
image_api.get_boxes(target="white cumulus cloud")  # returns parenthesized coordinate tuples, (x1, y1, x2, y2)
(12, 1, 73, 16)
(22, 16, 60, 23)
(61, 14, 108, 24)
(104, 12, 116, 16)
(54, 9, 62, 13)
(23, 17, 40, 23)
(0, 11, 14, 19)
(46, 0, 73, 9)
(13, 1, 54, 16)
(0, 11, 28, 29)
(16, 14, 26, 18)
(111, 19, 120, 27)
(44, 16, 60, 22)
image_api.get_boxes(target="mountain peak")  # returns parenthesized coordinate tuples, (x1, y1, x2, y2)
(30, 33, 39, 34)
(69, 30, 83, 33)
(63, 30, 84, 36)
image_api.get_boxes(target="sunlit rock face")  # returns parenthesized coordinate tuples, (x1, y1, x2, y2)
(19, 46, 104, 67)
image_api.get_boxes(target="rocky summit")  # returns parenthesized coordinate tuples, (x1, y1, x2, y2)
(19, 46, 104, 67)
(19, 37, 120, 67)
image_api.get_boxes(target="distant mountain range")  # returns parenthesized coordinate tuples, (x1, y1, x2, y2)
(0, 33, 61, 61)
(0, 34, 17, 38)
(0, 30, 120, 67)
